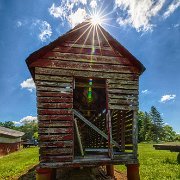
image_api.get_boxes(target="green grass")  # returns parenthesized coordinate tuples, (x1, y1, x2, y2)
(0, 147, 39, 180)
(0, 144, 179, 179)
(116, 143, 180, 180)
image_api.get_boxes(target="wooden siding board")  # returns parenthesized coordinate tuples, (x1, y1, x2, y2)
(39, 134, 73, 141)
(38, 115, 73, 121)
(35, 67, 139, 80)
(31, 59, 139, 74)
(42, 52, 131, 65)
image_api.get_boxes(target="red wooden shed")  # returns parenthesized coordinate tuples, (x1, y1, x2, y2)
(26, 20, 145, 178)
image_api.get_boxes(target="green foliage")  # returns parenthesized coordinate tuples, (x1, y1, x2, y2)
(137, 106, 177, 142)
(0, 147, 39, 179)
(0, 121, 16, 129)
(116, 143, 180, 180)
(0, 120, 38, 141)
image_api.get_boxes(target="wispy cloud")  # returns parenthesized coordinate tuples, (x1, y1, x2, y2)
(48, 3, 66, 19)
(32, 20, 52, 42)
(90, 0, 97, 8)
(163, 0, 180, 19)
(16, 21, 22, 27)
(160, 94, 176, 103)
(115, 0, 166, 32)
(20, 78, 36, 92)
(142, 89, 151, 94)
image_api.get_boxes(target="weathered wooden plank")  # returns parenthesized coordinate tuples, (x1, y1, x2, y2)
(38, 121, 73, 127)
(38, 103, 73, 109)
(39, 141, 73, 148)
(108, 94, 138, 100)
(40, 155, 72, 162)
(108, 84, 138, 90)
(37, 91, 73, 98)
(38, 109, 73, 115)
(109, 99, 138, 106)
(43, 52, 131, 65)
(39, 134, 73, 141)
(52, 46, 119, 57)
(36, 81, 72, 88)
(39, 127, 73, 134)
(109, 105, 138, 111)
(35, 67, 139, 80)
(38, 115, 73, 121)
(31, 59, 139, 74)
(35, 74, 72, 82)
(40, 148, 73, 155)
(107, 79, 138, 85)
(38, 97, 73, 103)
(62, 42, 113, 51)
(108, 89, 138, 95)
(37, 86, 73, 92)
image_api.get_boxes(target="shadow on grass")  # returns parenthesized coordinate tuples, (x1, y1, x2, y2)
(18, 165, 37, 180)
(162, 158, 178, 165)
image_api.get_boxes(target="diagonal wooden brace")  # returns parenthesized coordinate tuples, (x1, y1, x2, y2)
(73, 109, 120, 149)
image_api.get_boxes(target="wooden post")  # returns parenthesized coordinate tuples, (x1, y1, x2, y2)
(126, 164, 140, 180)
(106, 164, 114, 178)
(36, 167, 56, 180)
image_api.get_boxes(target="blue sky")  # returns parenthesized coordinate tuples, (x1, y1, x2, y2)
(0, 0, 179, 132)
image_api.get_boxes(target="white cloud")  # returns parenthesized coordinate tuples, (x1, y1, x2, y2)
(142, 89, 151, 94)
(12, 121, 22, 126)
(16, 21, 22, 27)
(20, 116, 37, 124)
(48, 3, 65, 19)
(163, 0, 180, 19)
(32, 20, 52, 42)
(90, 0, 97, 8)
(48, 2, 89, 28)
(160, 94, 176, 103)
(68, 8, 88, 27)
(20, 78, 36, 92)
(13, 116, 37, 126)
(174, 23, 179, 28)
(115, 0, 166, 32)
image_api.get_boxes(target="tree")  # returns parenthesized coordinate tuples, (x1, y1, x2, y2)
(150, 106, 164, 142)
(19, 121, 38, 141)
(162, 125, 176, 141)
(0, 121, 16, 129)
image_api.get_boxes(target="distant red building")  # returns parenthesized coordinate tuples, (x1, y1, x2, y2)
(0, 126, 24, 156)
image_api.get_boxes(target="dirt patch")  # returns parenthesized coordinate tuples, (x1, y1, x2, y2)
(16, 166, 126, 180)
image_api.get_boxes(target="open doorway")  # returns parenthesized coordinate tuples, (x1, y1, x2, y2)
(73, 77, 108, 158)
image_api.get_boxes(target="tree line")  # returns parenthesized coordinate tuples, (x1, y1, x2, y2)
(138, 106, 179, 142)
(0, 120, 38, 141)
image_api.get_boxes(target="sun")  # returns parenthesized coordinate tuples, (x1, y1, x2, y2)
(90, 13, 103, 26)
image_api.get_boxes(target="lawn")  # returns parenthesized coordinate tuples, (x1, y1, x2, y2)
(0, 144, 179, 179)
(116, 143, 180, 180)
(0, 147, 39, 180)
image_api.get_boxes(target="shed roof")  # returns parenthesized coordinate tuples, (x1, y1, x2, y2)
(26, 20, 145, 77)
(0, 126, 24, 137)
